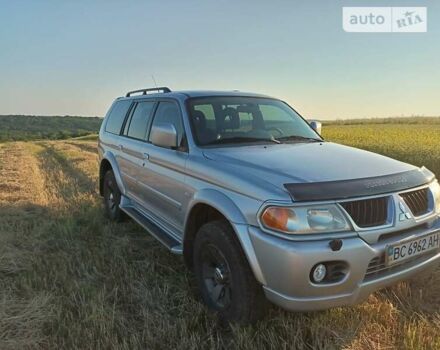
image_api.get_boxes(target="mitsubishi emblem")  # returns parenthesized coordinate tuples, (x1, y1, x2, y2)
(399, 201, 412, 221)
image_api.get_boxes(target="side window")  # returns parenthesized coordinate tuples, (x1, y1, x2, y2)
(126, 101, 155, 140)
(105, 100, 132, 135)
(149, 101, 184, 145)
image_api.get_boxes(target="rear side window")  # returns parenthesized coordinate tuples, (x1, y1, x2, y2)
(149, 101, 184, 145)
(105, 100, 132, 135)
(126, 101, 155, 140)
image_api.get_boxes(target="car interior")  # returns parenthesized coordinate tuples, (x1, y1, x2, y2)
(190, 103, 282, 145)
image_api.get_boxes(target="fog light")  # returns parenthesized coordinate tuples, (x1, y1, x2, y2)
(312, 264, 327, 283)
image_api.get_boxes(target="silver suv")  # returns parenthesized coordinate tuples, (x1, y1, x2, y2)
(98, 87, 440, 323)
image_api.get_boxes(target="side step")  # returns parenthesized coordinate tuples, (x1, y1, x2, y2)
(121, 206, 183, 254)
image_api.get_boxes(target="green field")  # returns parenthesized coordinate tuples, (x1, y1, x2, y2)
(0, 115, 102, 142)
(323, 123, 440, 178)
(0, 120, 440, 349)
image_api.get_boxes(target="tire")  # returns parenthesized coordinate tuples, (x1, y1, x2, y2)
(193, 220, 267, 324)
(103, 170, 125, 222)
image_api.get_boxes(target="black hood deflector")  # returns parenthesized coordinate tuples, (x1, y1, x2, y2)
(284, 168, 435, 202)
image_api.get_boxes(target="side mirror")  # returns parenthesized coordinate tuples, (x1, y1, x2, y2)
(150, 122, 178, 149)
(309, 120, 322, 135)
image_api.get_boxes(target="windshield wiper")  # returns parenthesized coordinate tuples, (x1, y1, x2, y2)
(204, 136, 281, 146)
(277, 135, 323, 143)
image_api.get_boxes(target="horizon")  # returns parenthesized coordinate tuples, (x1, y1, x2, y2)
(2, 113, 440, 121)
(1, 1, 439, 119)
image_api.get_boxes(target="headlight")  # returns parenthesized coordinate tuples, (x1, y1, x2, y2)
(431, 180, 440, 214)
(260, 204, 351, 234)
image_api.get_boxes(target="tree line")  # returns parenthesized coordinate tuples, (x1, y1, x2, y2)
(0, 115, 102, 142)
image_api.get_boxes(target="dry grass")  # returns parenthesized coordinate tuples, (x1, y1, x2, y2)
(0, 124, 439, 349)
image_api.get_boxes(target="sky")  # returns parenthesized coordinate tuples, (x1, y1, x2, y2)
(0, 0, 439, 119)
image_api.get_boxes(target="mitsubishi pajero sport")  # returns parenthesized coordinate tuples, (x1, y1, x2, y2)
(98, 87, 440, 323)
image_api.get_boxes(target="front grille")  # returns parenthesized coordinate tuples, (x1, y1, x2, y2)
(365, 255, 386, 278)
(364, 250, 438, 281)
(341, 197, 388, 228)
(400, 188, 429, 217)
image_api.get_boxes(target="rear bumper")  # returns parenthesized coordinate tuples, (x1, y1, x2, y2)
(236, 218, 440, 312)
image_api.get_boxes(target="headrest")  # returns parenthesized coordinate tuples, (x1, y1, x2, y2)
(192, 110, 207, 129)
(221, 107, 240, 129)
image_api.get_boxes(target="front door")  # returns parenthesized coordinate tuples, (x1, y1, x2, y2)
(137, 100, 188, 235)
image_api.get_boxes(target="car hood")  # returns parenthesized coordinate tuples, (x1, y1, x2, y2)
(202, 142, 418, 191)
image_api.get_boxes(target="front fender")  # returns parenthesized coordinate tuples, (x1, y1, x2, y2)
(184, 189, 266, 285)
(101, 151, 126, 195)
(185, 188, 247, 227)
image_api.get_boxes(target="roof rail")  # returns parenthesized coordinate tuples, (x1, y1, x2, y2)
(126, 87, 171, 97)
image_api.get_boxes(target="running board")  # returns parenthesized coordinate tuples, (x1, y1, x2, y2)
(121, 206, 183, 254)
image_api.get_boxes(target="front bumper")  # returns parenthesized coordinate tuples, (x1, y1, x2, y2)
(237, 218, 440, 311)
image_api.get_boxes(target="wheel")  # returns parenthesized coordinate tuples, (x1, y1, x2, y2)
(193, 220, 267, 324)
(103, 170, 125, 222)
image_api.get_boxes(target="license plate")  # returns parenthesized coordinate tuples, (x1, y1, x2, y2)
(386, 231, 440, 266)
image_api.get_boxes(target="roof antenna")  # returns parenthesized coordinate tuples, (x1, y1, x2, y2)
(151, 75, 158, 89)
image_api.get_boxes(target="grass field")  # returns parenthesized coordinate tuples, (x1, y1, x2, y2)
(1, 122, 440, 349)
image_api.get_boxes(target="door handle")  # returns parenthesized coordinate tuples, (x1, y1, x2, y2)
(118, 144, 124, 151)
(143, 153, 149, 160)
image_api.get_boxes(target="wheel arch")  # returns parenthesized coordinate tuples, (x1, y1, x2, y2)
(183, 189, 247, 257)
(99, 152, 126, 196)
(183, 190, 246, 265)
(183, 190, 266, 285)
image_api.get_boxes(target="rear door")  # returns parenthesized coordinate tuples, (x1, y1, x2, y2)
(137, 100, 188, 234)
(117, 100, 156, 199)
(101, 99, 133, 189)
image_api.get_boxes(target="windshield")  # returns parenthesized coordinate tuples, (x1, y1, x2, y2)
(187, 96, 321, 146)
